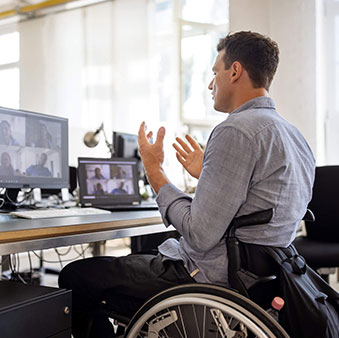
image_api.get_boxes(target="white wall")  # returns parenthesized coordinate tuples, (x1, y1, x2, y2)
(18, 0, 326, 166)
(19, 0, 150, 166)
(229, 0, 324, 161)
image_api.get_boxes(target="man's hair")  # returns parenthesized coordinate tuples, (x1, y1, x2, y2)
(217, 31, 279, 91)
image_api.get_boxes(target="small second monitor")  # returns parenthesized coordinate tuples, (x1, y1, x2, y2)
(77, 157, 141, 208)
(113, 131, 138, 158)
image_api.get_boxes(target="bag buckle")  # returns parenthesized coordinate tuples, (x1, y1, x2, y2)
(289, 255, 307, 275)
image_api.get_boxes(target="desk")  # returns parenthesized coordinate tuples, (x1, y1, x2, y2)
(0, 210, 168, 256)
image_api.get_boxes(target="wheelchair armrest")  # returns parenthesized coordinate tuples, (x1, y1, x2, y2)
(231, 209, 273, 231)
(226, 209, 273, 249)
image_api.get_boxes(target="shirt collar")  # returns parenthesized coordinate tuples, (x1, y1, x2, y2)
(230, 96, 276, 115)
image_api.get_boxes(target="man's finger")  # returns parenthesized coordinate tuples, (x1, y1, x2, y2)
(138, 121, 146, 141)
(185, 134, 201, 150)
(155, 127, 166, 145)
(176, 152, 186, 166)
(173, 143, 188, 160)
(173, 143, 187, 158)
(176, 137, 192, 153)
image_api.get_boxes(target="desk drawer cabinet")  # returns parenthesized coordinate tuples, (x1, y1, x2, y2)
(0, 281, 71, 338)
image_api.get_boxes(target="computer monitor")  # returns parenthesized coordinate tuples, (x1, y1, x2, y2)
(77, 157, 141, 207)
(0, 106, 68, 208)
(112, 131, 146, 180)
(112, 131, 139, 158)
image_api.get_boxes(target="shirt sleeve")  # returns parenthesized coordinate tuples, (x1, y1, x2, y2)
(157, 125, 257, 252)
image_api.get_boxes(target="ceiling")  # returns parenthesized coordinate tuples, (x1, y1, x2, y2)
(0, 0, 108, 21)
(0, 1, 41, 12)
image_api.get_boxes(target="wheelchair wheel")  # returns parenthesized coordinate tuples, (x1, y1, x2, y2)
(125, 284, 289, 338)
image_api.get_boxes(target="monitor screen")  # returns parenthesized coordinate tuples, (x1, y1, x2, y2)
(0, 106, 69, 189)
(77, 157, 141, 207)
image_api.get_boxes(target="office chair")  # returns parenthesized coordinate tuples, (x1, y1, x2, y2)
(293, 166, 339, 281)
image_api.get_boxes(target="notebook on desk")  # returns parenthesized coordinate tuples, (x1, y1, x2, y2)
(77, 157, 158, 211)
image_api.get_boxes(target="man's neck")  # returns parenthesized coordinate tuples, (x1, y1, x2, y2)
(230, 88, 268, 113)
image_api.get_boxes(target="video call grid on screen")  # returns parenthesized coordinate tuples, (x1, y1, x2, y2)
(0, 107, 69, 189)
(78, 157, 141, 206)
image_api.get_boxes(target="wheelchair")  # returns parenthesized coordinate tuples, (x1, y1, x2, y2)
(98, 209, 314, 338)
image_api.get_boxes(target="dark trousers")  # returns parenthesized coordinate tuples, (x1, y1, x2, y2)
(58, 253, 195, 338)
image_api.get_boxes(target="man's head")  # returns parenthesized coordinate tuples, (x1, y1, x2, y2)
(94, 167, 101, 178)
(39, 153, 48, 166)
(209, 31, 279, 113)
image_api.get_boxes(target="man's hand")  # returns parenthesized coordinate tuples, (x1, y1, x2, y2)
(138, 122, 170, 193)
(173, 135, 204, 179)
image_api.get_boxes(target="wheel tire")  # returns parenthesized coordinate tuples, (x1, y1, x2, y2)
(125, 283, 289, 338)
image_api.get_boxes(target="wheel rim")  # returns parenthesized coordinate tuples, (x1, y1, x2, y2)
(126, 293, 278, 338)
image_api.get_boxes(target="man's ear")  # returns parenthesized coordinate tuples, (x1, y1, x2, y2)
(230, 62, 242, 83)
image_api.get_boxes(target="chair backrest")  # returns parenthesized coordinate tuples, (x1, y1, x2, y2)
(305, 166, 339, 243)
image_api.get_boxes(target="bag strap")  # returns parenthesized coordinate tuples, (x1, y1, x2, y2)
(263, 245, 307, 275)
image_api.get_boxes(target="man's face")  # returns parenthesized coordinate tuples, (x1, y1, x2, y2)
(39, 154, 47, 166)
(208, 50, 233, 113)
(95, 168, 101, 177)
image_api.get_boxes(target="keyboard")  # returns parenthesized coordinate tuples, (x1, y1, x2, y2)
(10, 207, 111, 219)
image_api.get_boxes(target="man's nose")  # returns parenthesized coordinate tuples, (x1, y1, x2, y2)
(208, 79, 213, 90)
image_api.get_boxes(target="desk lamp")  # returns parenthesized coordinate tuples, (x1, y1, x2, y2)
(83, 123, 114, 156)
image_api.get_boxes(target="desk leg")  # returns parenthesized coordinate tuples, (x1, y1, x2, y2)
(91, 241, 106, 256)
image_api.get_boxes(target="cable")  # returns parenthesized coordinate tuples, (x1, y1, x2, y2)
(74, 244, 90, 258)
(27, 251, 33, 280)
(9, 254, 27, 285)
(31, 245, 91, 264)
(4, 189, 33, 207)
(54, 246, 72, 256)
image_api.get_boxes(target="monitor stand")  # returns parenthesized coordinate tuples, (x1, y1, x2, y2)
(0, 188, 20, 212)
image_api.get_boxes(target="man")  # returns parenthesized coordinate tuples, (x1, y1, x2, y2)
(111, 181, 128, 195)
(59, 31, 315, 338)
(26, 153, 52, 177)
(94, 182, 106, 195)
(91, 167, 105, 179)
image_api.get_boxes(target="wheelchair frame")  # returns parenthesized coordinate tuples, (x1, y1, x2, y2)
(93, 209, 315, 337)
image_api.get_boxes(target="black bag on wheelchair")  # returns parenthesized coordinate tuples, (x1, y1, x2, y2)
(262, 245, 339, 338)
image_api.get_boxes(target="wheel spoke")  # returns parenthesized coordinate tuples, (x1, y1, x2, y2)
(178, 305, 188, 338)
(170, 306, 184, 338)
(203, 305, 206, 338)
(192, 304, 202, 338)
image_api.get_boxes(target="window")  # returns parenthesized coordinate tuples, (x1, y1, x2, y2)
(148, 0, 228, 143)
(0, 31, 20, 109)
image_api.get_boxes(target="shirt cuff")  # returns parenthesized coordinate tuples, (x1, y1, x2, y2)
(156, 183, 192, 227)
